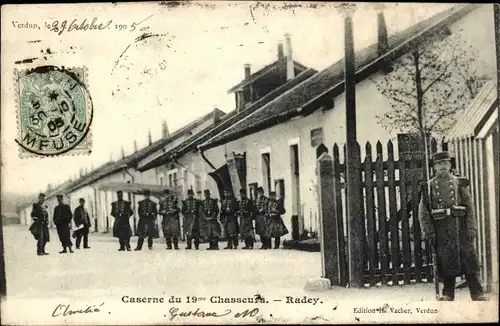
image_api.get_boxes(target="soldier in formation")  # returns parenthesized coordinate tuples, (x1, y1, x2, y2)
(53, 194, 73, 253)
(135, 190, 158, 251)
(254, 187, 269, 249)
(265, 191, 288, 249)
(73, 198, 92, 249)
(201, 189, 221, 250)
(220, 190, 239, 249)
(160, 189, 181, 250)
(419, 152, 487, 301)
(111, 190, 134, 251)
(237, 189, 255, 249)
(182, 189, 201, 250)
(29, 193, 50, 256)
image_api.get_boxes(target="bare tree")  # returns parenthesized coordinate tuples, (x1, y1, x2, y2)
(373, 28, 490, 139)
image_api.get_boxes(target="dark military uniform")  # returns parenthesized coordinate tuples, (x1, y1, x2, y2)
(265, 196, 288, 249)
(255, 193, 269, 249)
(160, 194, 180, 249)
(74, 205, 92, 249)
(201, 193, 221, 250)
(237, 194, 255, 249)
(53, 202, 73, 251)
(30, 202, 50, 255)
(111, 199, 134, 251)
(135, 198, 158, 250)
(419, 152, 485, 301)
(182, 193, 201, 250)
(221, 194, 239, 249)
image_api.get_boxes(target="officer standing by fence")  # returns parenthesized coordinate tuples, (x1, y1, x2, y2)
(418, 151, 488, 301)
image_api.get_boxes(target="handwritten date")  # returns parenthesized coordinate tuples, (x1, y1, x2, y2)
(45, 17, 146, 35)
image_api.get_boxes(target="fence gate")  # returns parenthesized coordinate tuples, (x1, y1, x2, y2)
(318, 138, 447, 287)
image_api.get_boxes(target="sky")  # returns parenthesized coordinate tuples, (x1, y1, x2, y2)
(1, 2, 456, 196)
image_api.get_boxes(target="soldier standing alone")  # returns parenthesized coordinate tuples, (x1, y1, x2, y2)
(418, 152, 487, 301)
(29, 193, 50, 256)
(53, 194, 73, 254)
(221, 190, 239, 250)
(182, 189, 201, 250)
(201, 189, 221, 250)
(160, 189, 181, 250)
(111, 191, 134, 251)
(237, 189, 255, 249)
(135, 190, 158, 251)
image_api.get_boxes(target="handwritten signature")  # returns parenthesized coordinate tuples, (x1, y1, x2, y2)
(168, 307, 259, 321)
(52, 302, 105, 317)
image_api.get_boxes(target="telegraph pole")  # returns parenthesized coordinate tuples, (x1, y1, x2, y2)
(339, 2, 364, 288)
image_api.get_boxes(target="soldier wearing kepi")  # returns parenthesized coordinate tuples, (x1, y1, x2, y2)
(135, 190, 158, 251)
(419, 151, 488, 301)
(220, 190, 239, 250)
(160, 189, 181, 250)
(111, 191, 134, 251)
(182, 189, 201, 250)
(73, 198, 92, 249)
(53, 194, 73, 254)
(265, 191, 288, 249)
(237, 189, 255, 249)
(201, 189, 221, 250)
(254, 187, 269, 249)
(29, 193, 50, 256)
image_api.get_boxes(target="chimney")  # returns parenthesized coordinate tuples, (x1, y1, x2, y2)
(377, 8, 392, 73)
(162, 120, 170, 139)
(285, 34, 295, 80)
(133, 140, 138, 152)
(377, 10, 389, 56)
(213, 106, 222, 124)
(121, 146, 125, 159)
(235, 89, 245, 113)
(244, 64, 251, 79)
(109, 152, 113, 162)
(148, 129, 152, 145)
(277, 42, 284, 60)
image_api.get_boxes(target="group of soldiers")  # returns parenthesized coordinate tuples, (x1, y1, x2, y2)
(112, 187, 289, 251)
(29, 193, 92, 255)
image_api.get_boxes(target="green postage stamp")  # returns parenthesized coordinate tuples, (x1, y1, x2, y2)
(14, 66, 93, 158)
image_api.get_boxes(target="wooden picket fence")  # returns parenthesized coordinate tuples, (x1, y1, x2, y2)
(318, 138, 448, 287)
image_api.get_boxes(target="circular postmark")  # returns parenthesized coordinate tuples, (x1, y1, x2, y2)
(16, 66, 93, 156)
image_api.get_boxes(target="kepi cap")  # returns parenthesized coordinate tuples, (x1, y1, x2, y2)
(432, 151, 451, 163)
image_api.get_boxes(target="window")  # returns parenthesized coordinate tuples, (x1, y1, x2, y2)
(275, 179, 285, 199)
(248, 183, 258, 201)
(168, 174, 173, 186)
(159, 176, 164, 186)
(173, 172, 178, 186)
(261, 153, 271, 194)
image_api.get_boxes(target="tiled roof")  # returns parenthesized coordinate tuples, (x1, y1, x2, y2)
(446, 80, 497, 139)
(198, 4, 479, 150)
(137, 68, 318, 171)
(227, 60, 308, 94)
(67, 109, 224, 192)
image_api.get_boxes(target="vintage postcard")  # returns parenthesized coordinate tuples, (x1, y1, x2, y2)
(1, 1, 499, 325)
